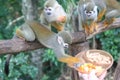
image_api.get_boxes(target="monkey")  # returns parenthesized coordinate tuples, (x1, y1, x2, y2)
(78, 0, 106, 35)
(78, 0, 120, 35)
(40, 0, 67, 31)
(4, 20, 81, 75)
(18, 21, 78, 63)
(103, 0, 120, 27)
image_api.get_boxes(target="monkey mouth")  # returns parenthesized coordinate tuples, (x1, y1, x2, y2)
(87, 15, 91, 17)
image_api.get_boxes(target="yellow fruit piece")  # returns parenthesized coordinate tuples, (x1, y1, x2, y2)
(77, 63, 98, 74)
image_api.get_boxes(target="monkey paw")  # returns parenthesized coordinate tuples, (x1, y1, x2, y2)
(57, 36, 69, 48)
(57, 16, 66, 23)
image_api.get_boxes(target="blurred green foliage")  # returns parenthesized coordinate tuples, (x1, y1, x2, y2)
(0, 53, 38, 80)
(0, 0, 120, 80)
(96, 29, 120, 62)
(0, 0, 22, 39)
(41, 49, 64, 80)
(0, 0, 39, 79)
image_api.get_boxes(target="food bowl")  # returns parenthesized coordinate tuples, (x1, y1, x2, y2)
(75, 49, 114, 76)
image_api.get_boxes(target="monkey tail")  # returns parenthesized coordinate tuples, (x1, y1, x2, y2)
(4, 54, 12, 75)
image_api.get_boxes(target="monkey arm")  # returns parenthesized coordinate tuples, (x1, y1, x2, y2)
(58, 31, 72, 44)
(97, 8, 106, 22)
(94, 0, 107, 22)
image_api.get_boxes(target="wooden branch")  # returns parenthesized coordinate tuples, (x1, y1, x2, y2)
(0, 32, 85, 55)
(0, 18, 120, 55)
(0, 39, 44, 55)
(6, 16, 24, 29)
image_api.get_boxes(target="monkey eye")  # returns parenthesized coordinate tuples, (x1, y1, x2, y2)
(89, 11, 92, 14)
(48, 8, 51, 11)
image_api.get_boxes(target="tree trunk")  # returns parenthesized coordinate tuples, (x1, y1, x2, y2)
(22, 0, 43, 79)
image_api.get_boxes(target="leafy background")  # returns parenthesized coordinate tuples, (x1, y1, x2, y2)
(0, 0, 120, 80)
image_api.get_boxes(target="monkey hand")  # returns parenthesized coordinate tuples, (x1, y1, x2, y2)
(51, 22, 64, 31)
(57, 16, 66, 23)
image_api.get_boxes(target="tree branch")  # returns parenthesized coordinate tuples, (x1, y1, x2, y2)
(0, 32, 85, 55)
(6, 16, 24, 29)
(0, 18, 120, 55)
(0, 38, 44, 55)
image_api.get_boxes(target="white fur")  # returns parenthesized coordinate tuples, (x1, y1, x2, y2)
(84, 6, 98, 21)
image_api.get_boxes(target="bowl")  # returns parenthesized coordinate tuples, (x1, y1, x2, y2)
(75, 49, 114, 76)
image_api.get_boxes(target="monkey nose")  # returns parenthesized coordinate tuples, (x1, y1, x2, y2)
(47, 12, 51, 15)
(87, 14, 91, 17)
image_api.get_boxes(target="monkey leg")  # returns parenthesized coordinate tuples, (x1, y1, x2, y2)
(97, 9, 106, 22)
(83, 24, 90, 35)
(16, 24, 36, 41)
(103, 18, 115, 27)
(89, 26, 94, 34)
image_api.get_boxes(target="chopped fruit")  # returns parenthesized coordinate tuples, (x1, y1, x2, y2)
(76, 63, 104, 75)
(77, 63, 96, 73)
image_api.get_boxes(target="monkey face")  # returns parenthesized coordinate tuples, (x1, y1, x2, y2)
(43, 7, 58, 22)
(84, 6, 98, 20)
(44, 7, 54, 16)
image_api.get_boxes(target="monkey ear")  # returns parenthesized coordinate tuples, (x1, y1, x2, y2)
(59, 31, 72, 44)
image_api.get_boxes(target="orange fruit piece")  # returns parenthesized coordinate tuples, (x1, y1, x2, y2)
(77, 63, 96, 74)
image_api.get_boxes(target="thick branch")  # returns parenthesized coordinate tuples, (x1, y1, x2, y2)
(0, 18, 120, 55)
(0, 39, 44, 54)
(0, 32, 85, 55)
